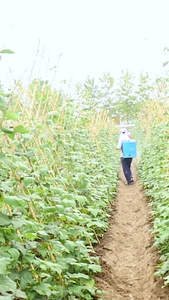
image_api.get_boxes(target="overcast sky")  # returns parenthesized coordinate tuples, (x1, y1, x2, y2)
(0, 0, 169, 90)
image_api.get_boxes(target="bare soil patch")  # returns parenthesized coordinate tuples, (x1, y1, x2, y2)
(95, 164, 169, 300)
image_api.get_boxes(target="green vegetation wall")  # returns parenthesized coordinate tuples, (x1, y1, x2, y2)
(136, 97, 169, 286)
(0, 81, 119, 299)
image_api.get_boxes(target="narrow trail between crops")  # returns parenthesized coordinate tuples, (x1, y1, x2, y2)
(95, 163, 169, 300)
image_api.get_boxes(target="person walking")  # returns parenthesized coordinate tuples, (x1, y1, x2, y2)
(116, 128, 134, 185)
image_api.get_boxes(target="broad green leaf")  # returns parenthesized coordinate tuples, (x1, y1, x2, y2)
(68, 285, 81, 293)
(64, 240, 75, 252)
(39, 167, 49, 176)
(22, 177, 35, 187)
(5, 111, 20, 121)
(68, 283, 96, 295)
(0, 182, 13, 192)
(155, 229, 169, 244)
(0, 294, 13, 300)
(0, 49, 15, 54)
(0, 257, 11, 275)
(43, 206, 58, 213)
(50, 187, 66, 196)
(25, 241, 38, 250)
(1, 127, 16, 139)
(20, 270, 33, 289)
(25, 232, 37, 240)
(4, 196, 26, 208)
(13, 125, 29, 133)
(163, 61, 169, 67)
(74, 195, 88, 205)
(0, 296, 13, 300)
(34, 283, 51, 297)
(40, 142, 53, 149)
(62, 199, 76, 208)
(1, 127, 14, 134)
(66, 215, 76, 222)
(12, 161, 31, 171)
(88, 263, 102, 273)
(15, 289, 27, 298)
(6, 132, 15, 140)
(11, 218, 25, 229)
(15, 150, 34, 158)
(55, 204, 64, 213)
(164, 275, 169, 285)
(19, 193, 41, 201)
(87, 220, 105, 228)
(68, 273, 89, 279)
(7, 248, 20, 261)
(36, 259, 66, 275)
(87, 207, 102, 217)
(0, 154, 11, 168)
(38, 230, 49, 237)
(86, 278, 95, 288)
(0, 275, 16, 293)
(0, 213, 11, 226)
(13, 242, 26, 255)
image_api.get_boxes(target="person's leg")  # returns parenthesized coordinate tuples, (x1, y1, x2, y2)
(128, 158, 133, 182)
(121, 157, 132, 184)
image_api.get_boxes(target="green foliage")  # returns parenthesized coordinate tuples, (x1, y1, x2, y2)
(97, 73, 115, 115)
(0, 81, 119, 299)
(0, 49, 15, 64)
(135, 73, 154, 105)
(0, 49, 15, 54)
(115, 70, 137, 122)
(137, 121, 169, 285)
(76, 71, 154, 124)
(75, 73, 115, 116)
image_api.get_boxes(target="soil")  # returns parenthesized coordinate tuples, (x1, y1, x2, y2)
(94, 163, 169, 300)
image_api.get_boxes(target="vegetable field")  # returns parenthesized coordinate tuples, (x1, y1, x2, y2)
(0, 81, 119, 299)
(137, 96, 169, 286)
(1, 49, 169, 299)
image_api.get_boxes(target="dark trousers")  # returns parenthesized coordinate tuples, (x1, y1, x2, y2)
(121, 157, 132, 184)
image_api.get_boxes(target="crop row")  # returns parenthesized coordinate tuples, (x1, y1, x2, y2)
(0, 91, 119, 299)
(137, 121, 169, 285)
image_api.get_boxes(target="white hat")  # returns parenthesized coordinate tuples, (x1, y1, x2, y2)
(120, 128, 131, 136)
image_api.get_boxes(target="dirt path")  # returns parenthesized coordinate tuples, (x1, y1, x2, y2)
(95, 164, 169, 300)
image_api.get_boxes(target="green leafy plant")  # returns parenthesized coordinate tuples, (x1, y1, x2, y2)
(0, 79, 119, 299)
(137, 97, 169, 286)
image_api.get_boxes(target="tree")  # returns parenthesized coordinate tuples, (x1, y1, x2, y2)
(98, 72, 115, 115)
(115, 70, 136, 123)
(75, 77, 100, 110)
(135, 72, 154, 108)
(75, 73, 115, 115)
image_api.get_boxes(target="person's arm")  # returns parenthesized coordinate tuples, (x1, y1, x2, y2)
(116, 136, 122, 150)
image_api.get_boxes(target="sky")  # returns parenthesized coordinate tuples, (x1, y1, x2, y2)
(1, 0, 169, 91)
